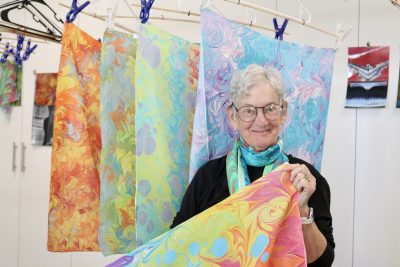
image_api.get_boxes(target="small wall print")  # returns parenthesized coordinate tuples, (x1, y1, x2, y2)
(31, 73, 57, 146)
(32, 105, 55, 146)
(346, 46, 389, 108)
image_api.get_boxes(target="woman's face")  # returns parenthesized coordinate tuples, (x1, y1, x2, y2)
(228, 82, 286, 152)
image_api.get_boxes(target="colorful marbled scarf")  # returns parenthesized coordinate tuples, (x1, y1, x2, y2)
(107, 169, 306, 267)
(99, 29, 138, 255)
(135, 23, 199, 245)
(190, 9, 335, 179)
(48, 23, 101, 251)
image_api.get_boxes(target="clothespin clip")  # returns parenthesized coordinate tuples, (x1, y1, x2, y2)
(139, 0, 154, 24)
(245, 8, 256, 27)
(5, 35, 25, 66)
(201, 0, 213, 9)
(295, 0, 311, 24)
(22, 40, 38, 61)
(0, 47, 10, 63)
(178, 0, 192, 16)
(0, 43, 12, 63)
(273, 18, 289, 40)
(106, 0, 119, 31)
(334, 23, 352, 51)
(106, 8, 115, 30)
(66, 0, 91, 23)
(15, 35, 25, 66)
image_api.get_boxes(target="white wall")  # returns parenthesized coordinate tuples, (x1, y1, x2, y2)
(1, 0, 399, 266)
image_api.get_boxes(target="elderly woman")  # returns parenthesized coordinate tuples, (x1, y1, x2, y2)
(171, 64, 334, 266)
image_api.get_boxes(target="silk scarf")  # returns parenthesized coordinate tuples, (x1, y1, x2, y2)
(48, 23, 101, 251)
(135, 23, 199, 245)
(107, 169, 306, 267)
(226, 138, 288, 194)
(190, 9, 335, 179)
(99, 30, 137, 255)
(0, 61, 18, 105)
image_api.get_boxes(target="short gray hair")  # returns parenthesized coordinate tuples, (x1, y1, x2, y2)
(229, 64, 285, 106)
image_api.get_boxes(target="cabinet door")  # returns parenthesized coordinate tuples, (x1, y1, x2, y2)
(0, 107, 22, 267)
(17, 52, 71, 267)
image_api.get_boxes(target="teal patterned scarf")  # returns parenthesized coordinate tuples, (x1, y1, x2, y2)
(226, 137, 288, 194)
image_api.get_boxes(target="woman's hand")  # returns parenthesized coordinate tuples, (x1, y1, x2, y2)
(281, 164, 316, 216)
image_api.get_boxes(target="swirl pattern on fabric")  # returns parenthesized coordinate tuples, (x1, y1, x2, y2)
(189, 9, 335, 179)
(135, 23, 199, 245)
(48, 23, 101, 251)
(0, 61, 18, 105)
(99, 30, 138, 255)
(108, 169, 306, 267)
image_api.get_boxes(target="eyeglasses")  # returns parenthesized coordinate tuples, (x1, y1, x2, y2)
(234, 104, 284, 122)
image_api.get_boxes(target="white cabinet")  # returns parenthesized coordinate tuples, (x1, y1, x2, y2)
(0, 107, 22, 267)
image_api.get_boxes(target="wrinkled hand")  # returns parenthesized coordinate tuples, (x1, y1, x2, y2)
(281, 164, 316, 216)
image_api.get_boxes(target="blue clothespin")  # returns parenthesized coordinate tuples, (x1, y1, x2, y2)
(22, 40, 38, 61)
(66, 0, 91, 23)
(139, 0, 154, 24)
(16, 35, 25, 52)
(0, 50, 9, 63)
(0, 43, 11, 63)
(13, 35, 25, 66)
(273, 18, 289, 40)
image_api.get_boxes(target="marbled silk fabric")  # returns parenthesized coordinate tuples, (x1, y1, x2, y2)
(0, 61, 18, 105)
(108, 169, 306, 267)
(35, 73, 58, 106)
(10, 65, 22, 107)
(99, 30, 137, 255)
(135, 23, 199, 245)
(190, 9, 335, 178)
(48, 23, 101, 251)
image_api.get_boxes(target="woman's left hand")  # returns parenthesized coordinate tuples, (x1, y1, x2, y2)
(281, 164, 316, 216)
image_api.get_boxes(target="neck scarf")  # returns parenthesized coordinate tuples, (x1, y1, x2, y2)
(226, 137, 288, 194)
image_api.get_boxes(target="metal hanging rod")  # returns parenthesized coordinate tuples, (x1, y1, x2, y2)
(0, 21, 61, 43)
(132, 3, 200, 17)
(109, 3, 284, 34)
(0, 34, 48, 44)
(221, 0, 339, 38)
(59, 3, 137, 34)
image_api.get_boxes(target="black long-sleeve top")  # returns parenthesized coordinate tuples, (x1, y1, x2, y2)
(171, 154, 335, 266)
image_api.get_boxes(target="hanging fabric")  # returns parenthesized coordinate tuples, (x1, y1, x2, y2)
(135, 23, 199, 245)
(10, 64, 22, 106)
(190, 9, 335, 179)
(48, 23, 101, 251)
(0, 60, 18, 105)
(99, 30, 138, 255)
(107, 169, 306, 267)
